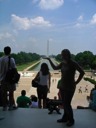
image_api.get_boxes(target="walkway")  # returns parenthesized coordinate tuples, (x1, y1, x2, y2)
(0, 108, 96, 128)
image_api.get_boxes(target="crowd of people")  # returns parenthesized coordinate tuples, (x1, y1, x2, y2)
(0, 46, 96, 127)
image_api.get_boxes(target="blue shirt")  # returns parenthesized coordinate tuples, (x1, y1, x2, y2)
(89, 90, 96, 110)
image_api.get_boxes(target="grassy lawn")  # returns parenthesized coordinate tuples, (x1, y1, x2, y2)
(28, 62, 40, 71)
(17, 61, 39, 71)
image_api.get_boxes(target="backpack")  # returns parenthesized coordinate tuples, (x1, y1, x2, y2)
(4, 56, 20, 84)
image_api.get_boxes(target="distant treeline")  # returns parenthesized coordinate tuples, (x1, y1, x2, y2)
(0, 51, 40, 65)
(55, 51, 96, 70)
(0, 50, 96, 70)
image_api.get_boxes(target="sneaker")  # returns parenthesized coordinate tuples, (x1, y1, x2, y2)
(66, 120, 75, 127)
(57, 111, 61, 114)
(48, 111, 53, 114)
(57, 118, 68, 123)
(13, 105, 18, 109)
(8, 106, 17, 111)
(56, 110, 61, 114)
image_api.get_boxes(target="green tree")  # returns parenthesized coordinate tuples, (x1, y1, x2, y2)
(84, 77, 96, 85)
(75, 51, 94, 69)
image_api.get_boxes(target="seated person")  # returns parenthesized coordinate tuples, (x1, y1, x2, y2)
(16, 90, 31, 108)
(46, 96, 63, 114)
(30, 95, 38, 108)
(77, 85, 96, 111)
(89, 87, 96, 111)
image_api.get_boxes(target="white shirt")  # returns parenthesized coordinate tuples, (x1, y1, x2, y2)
(0, 55, 16, 81)
(39, 71, 49, 87)
(30, 101, 38, 108)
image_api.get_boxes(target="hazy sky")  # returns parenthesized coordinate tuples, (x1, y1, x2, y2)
(0, 0, 96, 55)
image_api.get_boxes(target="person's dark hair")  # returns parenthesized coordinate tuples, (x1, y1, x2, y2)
(21, 90, 26, 96)
(40, 63, 49, 75)
(4, 46, 11, 55)
(31, 96, 37, 102)
(61, 49, 71, 61)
